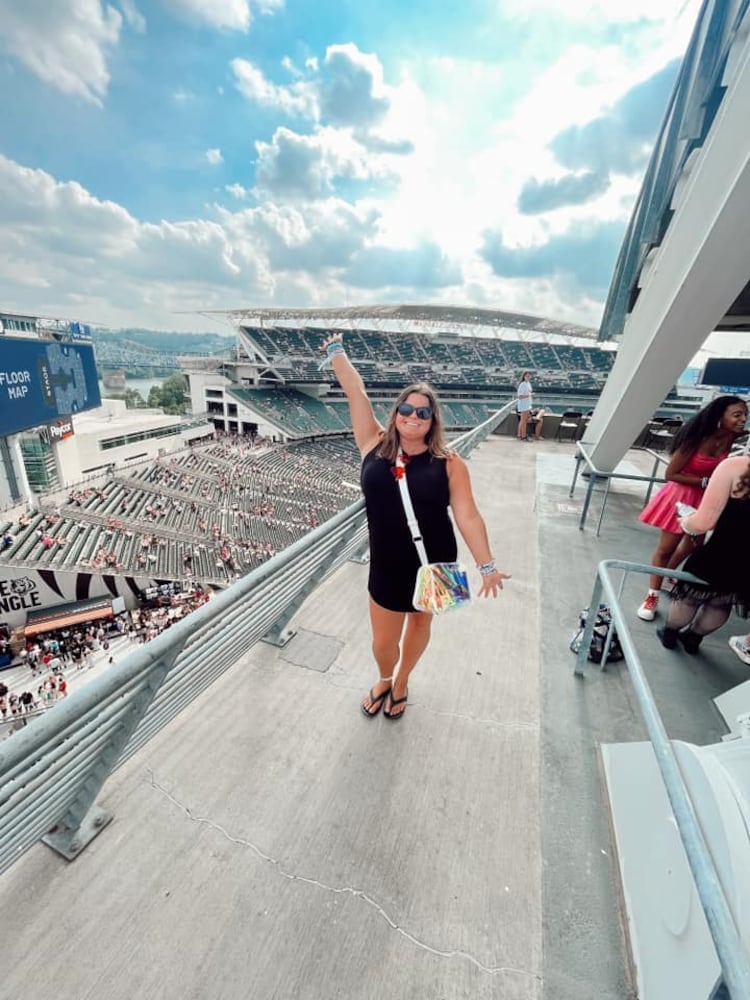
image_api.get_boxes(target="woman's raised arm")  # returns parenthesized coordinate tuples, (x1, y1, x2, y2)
(321, 335, 382, 456)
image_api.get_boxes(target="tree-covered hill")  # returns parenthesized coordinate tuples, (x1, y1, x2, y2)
(94, 328, 233, 355)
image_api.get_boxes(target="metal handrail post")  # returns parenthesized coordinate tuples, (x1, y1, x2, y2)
(645, 451, 664, 505)
(575, 561, 707, 678)
(571, 443, 669, 535)
(570, 446, 584, 497)
(574, 573, 604, 676)
(42, 650, 179, 860)
(578, 470, 599, 531)
(595, 476, 613, 537)
(263, 517, 368, 646)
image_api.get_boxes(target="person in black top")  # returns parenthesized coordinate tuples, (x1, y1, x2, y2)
(658, 454, 750, 653)
(322, 333, 510, 720)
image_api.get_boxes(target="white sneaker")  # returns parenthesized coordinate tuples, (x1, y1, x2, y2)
(728, 636, 750, 666)
(637, 593, 659, 621)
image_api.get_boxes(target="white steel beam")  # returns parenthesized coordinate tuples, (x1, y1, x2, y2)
(583, 23, 750, 472)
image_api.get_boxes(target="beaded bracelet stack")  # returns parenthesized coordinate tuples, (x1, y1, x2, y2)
(318, 341, 346, 370)
(478, 559, 497, 577)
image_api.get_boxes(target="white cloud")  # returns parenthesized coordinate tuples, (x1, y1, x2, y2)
(319, 44, 391, 129)
(232, 44, 411, 148)
(0, 155, 273, 329)
(0, 0, 123, 104)
(119, 0, 146, 32)
(0, 2, 703, 331)
(368, 0, 697, 299)
(253, 126, 398, 201)
(159, 0, 251, 31)
(220, 198, 379, 272)
(225, 183, 249, 199)
(281, 55, 301, 78)
(231, 58, 317, 117)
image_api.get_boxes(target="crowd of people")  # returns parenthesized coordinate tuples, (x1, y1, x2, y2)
(0, 435, 358, 587)
(124, 585, 211, 643)
(0, 585, 212, 737)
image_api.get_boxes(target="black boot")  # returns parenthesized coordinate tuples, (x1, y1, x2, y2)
(678, 630, 703, 655)
(657, 626, 679, 649)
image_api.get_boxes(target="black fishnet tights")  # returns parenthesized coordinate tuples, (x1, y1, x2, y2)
(666, 593, 733, 636)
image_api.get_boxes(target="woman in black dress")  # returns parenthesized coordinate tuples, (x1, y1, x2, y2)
(322, 334, 510, 720)
(657, 454, 750, 653)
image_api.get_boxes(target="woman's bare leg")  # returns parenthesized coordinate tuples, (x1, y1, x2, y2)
(518, 411, 530, 440)
(387, 611, 432, 717)
(647, 529, 682, 591)
(362, 597, 405, 712)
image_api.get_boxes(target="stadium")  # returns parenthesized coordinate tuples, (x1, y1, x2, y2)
(0, 296, 706, 648)
(0, 4, 750, 999)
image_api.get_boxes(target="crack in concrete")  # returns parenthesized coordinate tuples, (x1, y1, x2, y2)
(148, 770, 542, 984)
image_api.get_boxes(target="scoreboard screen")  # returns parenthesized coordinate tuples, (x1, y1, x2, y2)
(0, 338, 101, 437)
(701, 358, 750, 392)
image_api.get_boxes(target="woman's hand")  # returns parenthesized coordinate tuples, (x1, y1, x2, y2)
(320, 333, 343, 353)
(477, 568, 511, 598)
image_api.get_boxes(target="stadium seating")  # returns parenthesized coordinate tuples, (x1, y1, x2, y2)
(236, 325, 614, 400)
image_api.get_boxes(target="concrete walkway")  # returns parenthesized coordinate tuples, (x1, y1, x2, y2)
(1, 436, 745, 999)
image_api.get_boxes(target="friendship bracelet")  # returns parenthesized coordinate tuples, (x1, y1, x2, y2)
(478, 559, 497, 576)
(317, 343, 347, 370)
(701, 477, 709, 489)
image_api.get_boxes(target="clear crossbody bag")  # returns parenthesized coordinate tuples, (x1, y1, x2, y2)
(394, 454, 472, 614)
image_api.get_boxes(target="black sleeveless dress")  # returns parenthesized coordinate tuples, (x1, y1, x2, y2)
(675, 496, 750, 615)
(360, 445, 458, 612)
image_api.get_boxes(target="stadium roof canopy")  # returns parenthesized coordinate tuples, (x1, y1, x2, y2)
(599, 0, 750, 341)
(201, 304, 601, 345)
(585, 0, 750, 473)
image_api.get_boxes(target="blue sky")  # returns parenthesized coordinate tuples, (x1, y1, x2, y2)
(0, 0, 701, 332)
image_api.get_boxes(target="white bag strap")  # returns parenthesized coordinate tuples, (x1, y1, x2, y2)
(395, 453, 429, 566)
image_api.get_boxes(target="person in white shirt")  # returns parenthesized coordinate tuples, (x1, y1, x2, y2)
(516, 372, 533, 441)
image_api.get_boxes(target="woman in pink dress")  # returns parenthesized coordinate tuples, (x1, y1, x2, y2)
(636, 395, 748, 621)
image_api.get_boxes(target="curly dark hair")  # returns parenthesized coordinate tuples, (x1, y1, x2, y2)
(670, 395, 747, 455)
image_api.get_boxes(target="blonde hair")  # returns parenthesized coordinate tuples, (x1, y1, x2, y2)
(376, 383, 450, 463)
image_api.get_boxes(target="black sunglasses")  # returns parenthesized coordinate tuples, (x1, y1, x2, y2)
(397, 402, 433, 420)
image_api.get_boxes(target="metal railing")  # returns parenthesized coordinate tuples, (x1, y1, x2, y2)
(569, 441, 670, 535)
(0, 404, 510, 875)
(576, 560, 750, 1000)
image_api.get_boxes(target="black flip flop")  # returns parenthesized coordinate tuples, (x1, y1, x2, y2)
(361, 684, 391, 718)
(383, 690, 408, 721)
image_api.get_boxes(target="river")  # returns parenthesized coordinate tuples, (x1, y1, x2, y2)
(98, 377, 164, 400)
